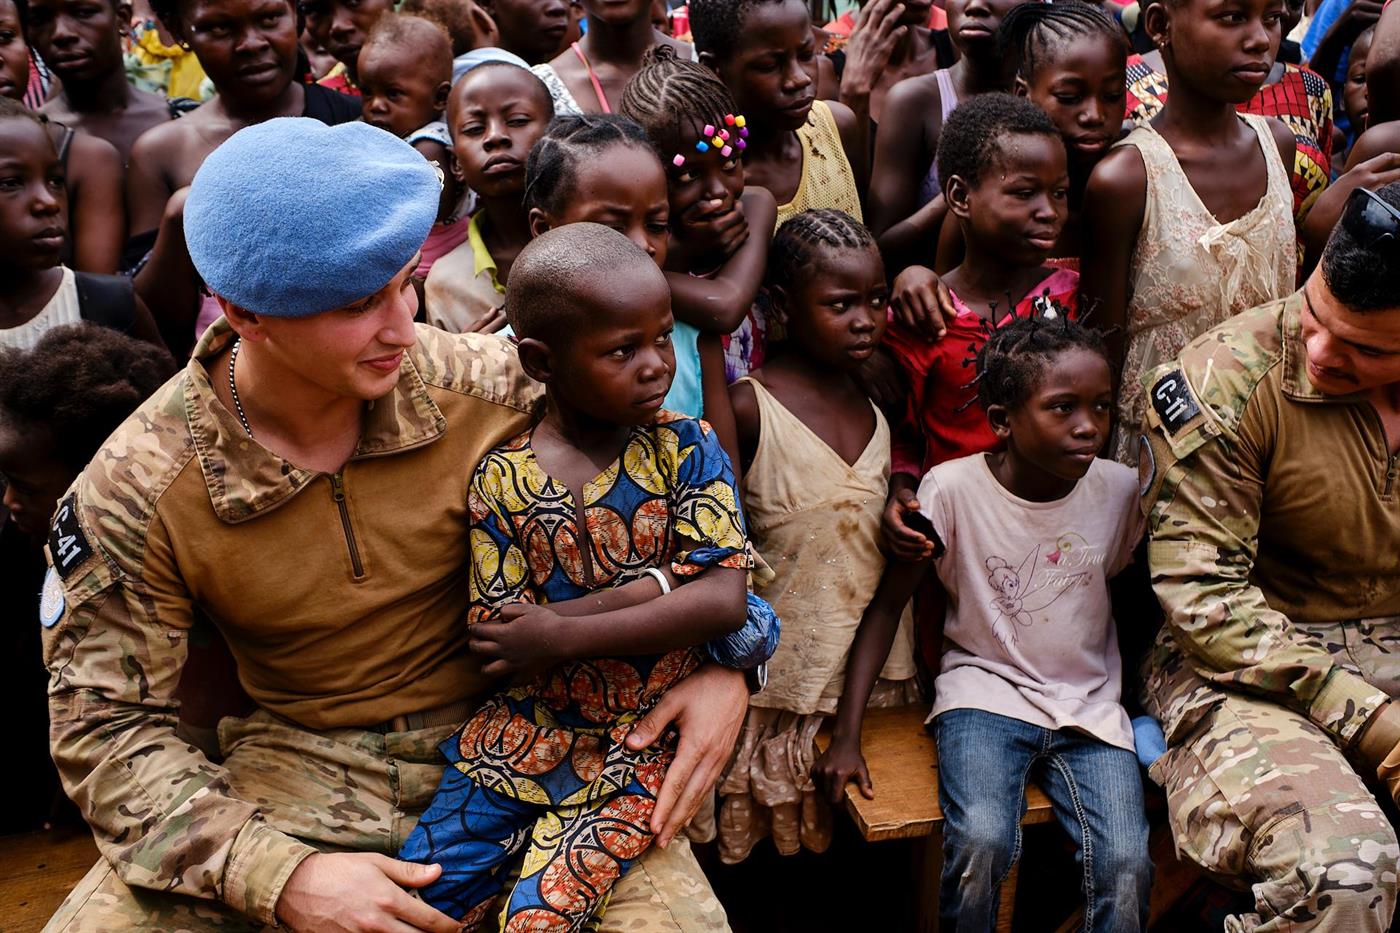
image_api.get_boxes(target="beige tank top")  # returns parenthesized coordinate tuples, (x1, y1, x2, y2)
(773, 100, 864, 233)
(1112, 114, 1294, 464)
(738, 378, 915, 715)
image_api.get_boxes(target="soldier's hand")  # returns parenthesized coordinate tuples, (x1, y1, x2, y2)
(275, 852, 460, 932)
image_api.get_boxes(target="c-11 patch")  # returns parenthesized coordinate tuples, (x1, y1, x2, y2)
(1150, 369, 1201, 435)
(48, 493, 95, 580)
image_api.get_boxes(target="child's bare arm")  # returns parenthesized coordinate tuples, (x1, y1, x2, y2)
(812, 557, 932, 802)
(1078, 146, 1147, 373)
(469, 564, 748, 677)
(665, 187, 778, 334)
(701, 336, 741, 475)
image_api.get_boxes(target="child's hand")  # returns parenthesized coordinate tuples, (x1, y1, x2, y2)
(468, 604, 569, 679)
(683, 200, 750, 261)
(890, 264, 958, 341)
(882, 486, 936, 562)
(812, 737, 874, 803)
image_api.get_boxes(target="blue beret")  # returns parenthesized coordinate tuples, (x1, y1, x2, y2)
(184, 118, 440, 318)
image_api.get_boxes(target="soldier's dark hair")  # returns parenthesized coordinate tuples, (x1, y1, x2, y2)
(523, 113, 658, 214)
(505, 222, 665, 340)
(689, 0, 790, 60)
(975, 313, 1109, 411)
(0, 324, 177, 471)
(997, 0, 1129, 81)
(936, 93, 1062, 193)
(767, 209, 876, 289)
(1321, 182, 1400, 312)
(619, 45, 738, 155)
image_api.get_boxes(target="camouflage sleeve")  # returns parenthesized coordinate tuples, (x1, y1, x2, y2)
(42, 484, 316, 925)
(1141, 368, 1389, 749)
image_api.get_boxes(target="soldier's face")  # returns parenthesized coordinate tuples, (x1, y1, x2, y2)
(1301, 281, 1400, 396)
(239, 254, 421, 402)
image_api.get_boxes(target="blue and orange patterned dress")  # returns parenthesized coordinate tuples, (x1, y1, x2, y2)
(401, 411, 752, 930)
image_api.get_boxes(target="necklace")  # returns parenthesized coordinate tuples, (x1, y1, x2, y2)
(228, 338, 254, 438)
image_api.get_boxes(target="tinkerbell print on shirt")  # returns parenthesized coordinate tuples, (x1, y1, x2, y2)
(984, 533, 1104, 647)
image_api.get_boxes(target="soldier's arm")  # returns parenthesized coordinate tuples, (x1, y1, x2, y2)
(1143, 372, 1390, 751)
(42, 488, 316, 924)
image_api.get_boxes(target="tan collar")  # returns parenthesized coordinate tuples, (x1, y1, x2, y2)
(185, 319, 447, 523)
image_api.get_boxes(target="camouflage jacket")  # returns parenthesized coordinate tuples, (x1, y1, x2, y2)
(1139, 290, 1399, 750)
(40, 320, 539, 924)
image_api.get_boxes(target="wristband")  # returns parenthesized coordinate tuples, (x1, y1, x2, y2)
(642, 567, 671, 596)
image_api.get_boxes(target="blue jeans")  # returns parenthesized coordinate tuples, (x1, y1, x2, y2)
(934, 709, 1152, 932)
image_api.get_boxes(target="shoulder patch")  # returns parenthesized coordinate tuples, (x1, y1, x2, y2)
(48, 492, 95, 580)
(39, 567, 65, 627)
(1150, 369, 1202, 435)
(1137, 434, 1156, 497)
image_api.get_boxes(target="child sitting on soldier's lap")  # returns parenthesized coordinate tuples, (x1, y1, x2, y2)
(399, 223, 754, 931)
(423, 62, 554, 334)
(357, 13, 466, 280)
(815, 313, 1153, 932)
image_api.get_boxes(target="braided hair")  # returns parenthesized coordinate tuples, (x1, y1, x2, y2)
(523, 113, 659, 214)
(620, 45, 738, 155)
(997, 0, 1129, 81)
(767, 209, 876, 290)
(974, 313, 1108, 412)
(689, 0, 784, 60)
(936, 93, 1061, 192)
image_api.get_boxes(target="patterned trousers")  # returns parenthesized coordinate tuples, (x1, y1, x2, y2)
(43, 709, 729, 933)
(1149, 619, 1400, 932)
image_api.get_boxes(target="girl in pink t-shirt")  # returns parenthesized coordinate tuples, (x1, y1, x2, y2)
(815, 314, 1152, 932)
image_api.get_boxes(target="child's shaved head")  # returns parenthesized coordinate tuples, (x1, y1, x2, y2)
(506, 223, 668, 340)
(362, 12, 453, 86)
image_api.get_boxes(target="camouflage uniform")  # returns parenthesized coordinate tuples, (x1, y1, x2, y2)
(1139, 290, 1400, 932)
(40, 320, 731, 932)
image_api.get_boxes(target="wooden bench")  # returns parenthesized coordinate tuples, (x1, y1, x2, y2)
(816, 704, 1054, 932)
(0, 827, 98, 933)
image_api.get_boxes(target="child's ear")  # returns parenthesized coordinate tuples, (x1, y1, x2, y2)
(1012, 76, 1030, 98)
(433, 80, 451, 112)
(1143, 1, 1170, 50)
(767, 284, 790, 326)
(946, 175, 973, 221)
(698, 50, 720, 74)
(527, 207, 552, 239)
(116, 0, 134, 32)
(450, 153, 466, 184)
(986, 403, 1012, 440)
(517, 337, 553, 383)
(465, 0, 500, 48)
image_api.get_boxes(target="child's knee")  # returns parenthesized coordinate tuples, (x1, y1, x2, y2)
(945, 808, 1019, 875)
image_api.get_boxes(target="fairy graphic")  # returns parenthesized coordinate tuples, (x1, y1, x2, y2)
(985, 541, 1091, 647)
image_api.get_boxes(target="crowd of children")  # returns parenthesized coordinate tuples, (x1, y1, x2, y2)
(6, 0, 1400, 926)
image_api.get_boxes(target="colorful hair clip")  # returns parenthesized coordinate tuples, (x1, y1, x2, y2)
(696, 140, 709, 152)
(672, 154, 686, 167)
(719, 128, 730, 141)
(703, 124, 716, 137)
(721, 145, 733, 157)
(724, 114, 736, 126)
(711, 136, 725, 148)
(739, 126, 749, 138)
(736, 138, 746, 150)
(734, 115, 746, 128)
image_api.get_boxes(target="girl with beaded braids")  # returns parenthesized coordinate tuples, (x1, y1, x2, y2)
(523, 109, 755, 460)
(620, 46, 776, 406)
(817, 310, 1154, 932)
(712, 209, 919, 865)
(932, 0, 1129, 272)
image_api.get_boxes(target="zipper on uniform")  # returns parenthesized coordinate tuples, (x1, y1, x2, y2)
(1386, 455, 1398, 498)
(330, 471, 365, 578)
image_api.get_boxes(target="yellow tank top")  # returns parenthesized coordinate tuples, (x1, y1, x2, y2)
(773, 100, 864, 231)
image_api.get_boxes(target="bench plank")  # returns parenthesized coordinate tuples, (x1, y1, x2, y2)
(816, 705, 1055, 842)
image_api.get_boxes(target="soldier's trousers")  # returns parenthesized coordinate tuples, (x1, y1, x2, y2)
(1150, 620, 1400, 932)
(43, 709, 731, 933)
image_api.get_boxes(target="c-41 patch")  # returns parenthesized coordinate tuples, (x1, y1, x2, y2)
(1150, 369, 1202, 435)
(48, 492, 95, 580)
(40, 567, 65, 628)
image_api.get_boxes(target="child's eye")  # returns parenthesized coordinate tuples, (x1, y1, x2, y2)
(657, 330, 673, 347)
(460, 123, 484, 136)
(1053, 93, 1082, 105)
(0, 176, 21, 189)
(506, 116, 533, 127)
(722, 157, 741, 172)
(608, 345, 636, 360)
(675, 169, 698, 184)
(260, 12, 282, 26)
